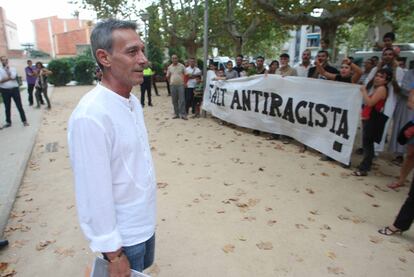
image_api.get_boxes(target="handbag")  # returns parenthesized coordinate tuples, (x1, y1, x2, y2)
(397, 120, 414, 145)
(365, 108, 389, 143)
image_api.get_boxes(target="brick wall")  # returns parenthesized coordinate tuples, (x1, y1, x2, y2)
(55, 28, 90, 56)
(0, 7, 9, 57)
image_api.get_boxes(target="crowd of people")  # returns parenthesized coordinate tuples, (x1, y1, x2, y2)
(0, 57, 53, 130)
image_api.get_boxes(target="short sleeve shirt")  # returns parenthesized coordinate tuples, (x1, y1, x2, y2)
(168, 63, 185, 86)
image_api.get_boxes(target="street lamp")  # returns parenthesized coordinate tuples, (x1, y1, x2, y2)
(140, 12, 150, 57)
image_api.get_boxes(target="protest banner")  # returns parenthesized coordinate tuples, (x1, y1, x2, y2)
(202, 72, 362, 165)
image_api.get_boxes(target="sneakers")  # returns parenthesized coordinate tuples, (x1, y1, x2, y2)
(23, 122, 29, 126)
(172, 115, 179, 119)
(3, 123, 11, 128)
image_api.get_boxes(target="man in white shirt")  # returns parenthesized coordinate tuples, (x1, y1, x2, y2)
(67, 19, 156, 275)
(184, 57, 201, 114)
(294, 49, 312, 77)
(0, 56, 28, 128)
(167, 55, 187, 120)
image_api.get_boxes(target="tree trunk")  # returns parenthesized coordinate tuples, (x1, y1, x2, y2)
(320, 23, 339, 62)
(233, 37, 243, 56)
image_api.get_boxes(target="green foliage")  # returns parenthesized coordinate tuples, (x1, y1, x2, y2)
(336, 23, 370, 52)
(47, 59, 73, 86)
(146, 4, 165, 77)
(71, 0, 138, 19)
(29, 49, 50, 58)
(74, 57, 96, 85)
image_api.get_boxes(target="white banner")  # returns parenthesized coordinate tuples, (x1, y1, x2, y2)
(202, 72, 362, 165)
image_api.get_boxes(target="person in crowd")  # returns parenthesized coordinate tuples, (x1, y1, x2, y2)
(255, 56, 266, 74)
(388, 75, 414, 189)
(239, 59, 250, 77)
(371, 56, 380, 67)
(163, 63, 171, 96)
(315, 57, 362, 84)
(276, 53, 297, 77)
(234, 54, 244, 77)
(358, 58, 375, 85)
(34, 62, 52, 109)
(352, 68, 393, 176)
(376, 32, 400, 55)
(140, 62, 154, 107)
(295, 50, 312, 77)
(0, 56, 29, 127)
(185, 58, 202, 115)
(378, 83, 414, 236)
(68, 19, 156, 274)
(25, 59, 42, 106)
(214, 60, 238, 80)
(247, 62, 257, 76)
(267, 60, 279, 74)
(320, 38, 333, 58)
(167, 54, 187, 120)
(308, 50, 339, 79)
(397, 57, 408, 73)
(192, 75, 204, 118)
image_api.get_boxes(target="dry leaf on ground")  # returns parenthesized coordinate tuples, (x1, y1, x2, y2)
(327, 266, 344, 275)
(36, 240, 56, 251)
(327, 251, 337, 259)
(267, 220, 277, 226)
(399, 257, 407, 263)
(256, 241, 273, 250)
(369, 236, 383, 244)
(363, 191, 375, 198)
(157, 182, 168, 189)
(222, 244, 235, 253)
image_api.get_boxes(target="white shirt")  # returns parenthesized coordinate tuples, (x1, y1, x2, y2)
(0, 66, 18, 89)
(294, 63, 311, 78)
(364, 65, 404, 87)
(68, 83, 156, 253)
(185, 66, 202, 88)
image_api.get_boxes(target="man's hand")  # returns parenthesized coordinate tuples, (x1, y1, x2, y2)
(105, 249, 131, 277)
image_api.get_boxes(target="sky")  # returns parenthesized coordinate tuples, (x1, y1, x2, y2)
(0, 0, 151, 47)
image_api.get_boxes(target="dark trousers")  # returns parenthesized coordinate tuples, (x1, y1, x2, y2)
(152, 78, 159, 96)
(185, 87, 195, 114)
(27, 84, 35, 105)
(140, 77, 152, 106)
(1, 87, 27, 124)
(166, 79, 171, 96)
(394, 176, 414, 231)
(35, 87, 51, 108)
(358, 121, 375, 171)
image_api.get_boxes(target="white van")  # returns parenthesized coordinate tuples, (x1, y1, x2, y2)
(353, 43, 414, 69)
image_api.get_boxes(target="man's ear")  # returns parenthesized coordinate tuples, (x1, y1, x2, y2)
(96, 49, 111, 68)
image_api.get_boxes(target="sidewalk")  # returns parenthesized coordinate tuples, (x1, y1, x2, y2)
(0, 87, 48, 235)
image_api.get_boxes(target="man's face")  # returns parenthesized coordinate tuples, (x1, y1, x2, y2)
(317, 53, 327, 64)
(107, 29, 147, 88)
(227, 62, 233, 70)
(1, 57, 8, 67)
(302, 51, 311, 62)
(280, 57, 289, 67)
(242, 61, 249, 69)
(383, 37, 393, 48)
(364, 60, 374, 71)
(236, 56, 242, 66)
(172, 55, 178, 65)
(382, 50, 394, 64)
(27, 60, 32, 67)
(256, 58, 264, 68)
(189, 59, 195, 67)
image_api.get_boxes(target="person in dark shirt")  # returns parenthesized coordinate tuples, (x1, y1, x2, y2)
(233, 54, 244, 77)
(255, 56, 266, 74)
(316, 57, 362, 84)
(308, 50, 339, 79)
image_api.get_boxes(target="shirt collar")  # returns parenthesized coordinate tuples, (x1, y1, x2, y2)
(98, 83, 133, 108)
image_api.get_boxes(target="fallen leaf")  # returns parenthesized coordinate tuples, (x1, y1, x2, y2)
(24, 198, 33, 202)
(242, 216, 256, 222)
(36, 240, 55, 251)
(321, 172, 329, 177)
(256, 241, 273, 250)
(193, 198, 200, 203)
(223, 182, 233, 186)
(306, 188, 315, 194)
(399, 257, 407, 263)
(247, 198, 260, 207)
(54, 247, 75, 258)
(363, 191, 375, 198)
(265, 207, 273, 212)
(200, 193, 211, 200)
(321, 224, 331, 230)
(258, 167, 264, 171)
(236, 203, 248, 208)
(267, 220, 277, 226)
(222, 244, 235, 253)
(372, 204, 380, 208)
(295, 224, 309, 229)
(374, 185, 389, 192)
(310, 210, 319, 215)
(369, 235, 383, 244)
(343, 207, 352, 212)
(307, 217, 316, 222)
(238, 236, 247, 241)
(216, 209, 225, 214)
(327, 266, 344, 275)
(327, 251, 337, 260)
(157, 182, 168, 189)
(338, 215, 350, 221)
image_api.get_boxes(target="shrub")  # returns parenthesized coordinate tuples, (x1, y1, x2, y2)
(47, 59, 72, 86)
(74, 57, 96, 85)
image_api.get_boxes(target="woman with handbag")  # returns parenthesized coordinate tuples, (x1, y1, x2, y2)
(352, 68, 393, 176)
(35, 62, 52, 109)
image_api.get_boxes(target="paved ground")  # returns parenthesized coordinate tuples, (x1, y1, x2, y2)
(0, 87, 46, 234)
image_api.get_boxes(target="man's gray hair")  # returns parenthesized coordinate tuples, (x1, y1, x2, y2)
(90, 19, 137, 70)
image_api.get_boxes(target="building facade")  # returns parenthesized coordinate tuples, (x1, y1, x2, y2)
(0, 7, 22, 58)
(32, 16, 92, 57)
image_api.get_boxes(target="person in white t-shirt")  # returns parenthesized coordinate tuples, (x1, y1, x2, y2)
(184, 58, 202, 114)
(294, 49, 312, 77)
(68, 19, 156, 275)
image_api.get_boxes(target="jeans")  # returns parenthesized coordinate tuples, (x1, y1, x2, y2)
(27, 83, 35, 105)
(123, 234, 155, 272)
(35, 86, 51, 108)
(0, 87, 27, 124)
(171, 85, 186, 117)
